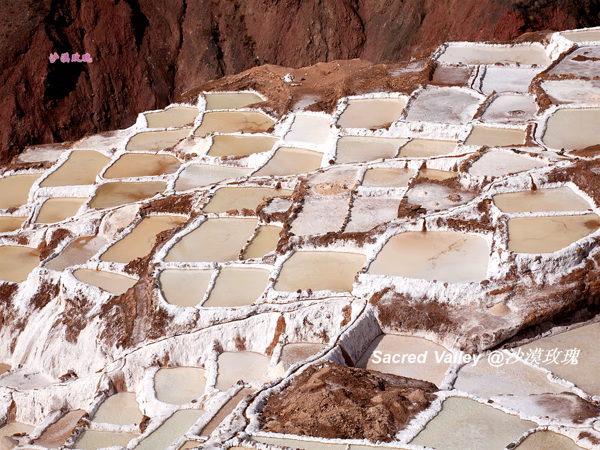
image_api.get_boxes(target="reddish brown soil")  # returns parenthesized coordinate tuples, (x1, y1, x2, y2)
(1, 0, 599, 163)
(260, 362, 437, 442)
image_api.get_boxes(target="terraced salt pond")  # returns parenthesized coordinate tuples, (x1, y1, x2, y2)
(405, 88, 481, 124)
(335, 137, 406, 164)
(194, 111, 275, 135)
(468, 151, 545, 178)
(0, 216, 26, 232)
(481, 95, 537, 124)
(242, 225, 282, 259)
(356, 334, 450, 386)
(362, 167, 415, 188)
(40, 151, 110, 187)
(543, 108, 600, 150)
(33, 410, 86, 448)
(285, 115, 331, 145)
(255, 147, 323, 176)
(202, 267, 270, 307)
(165, 218, 258, 262)
(126, 129, 191, 152)
(204, 92, 263, 110)
(215, 351, 271, 391)
(103, 153, 181, 178)
(75, 430, 139, 449)
(274, 251, 366, 292)
(493, 187, 591, 213)
(135, 409, 205, 450)
(155, 367, 206, 404)
(101, 215, 187, 263)
(464, 126, 527, 147)
(410, 397, 536, 449)
(369, 231, 489, 283)
(507, 214, 600, 254)
(253, 436, 348, 450)
(159, 269, 213, 307)
(92, 392, 144, 425)
(417, 168, 457, 181)
(207, 135, 277, 157)
(0, 246, 40, 282)
(561, 29, 600, 43)
(175, 165, 252, 191)
(73, 269, 137, 295)
(203, 187, 294, 213)
(45, 236, 108, 271)
(145, 106, 199, 128)
(517, 431, 583, 449)
(279, 343, 327, 369)
(89, 181, 166, 208)
(0, 174, 40, 208)
(337, 98, 407, 129)
(399, 139, 457, 158)
(437, 44, 550, 66)
(0, 422, 34, 446)
(35, 198, 87, 224)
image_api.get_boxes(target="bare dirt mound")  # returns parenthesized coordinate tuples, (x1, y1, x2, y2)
(260, 362, 438, 442)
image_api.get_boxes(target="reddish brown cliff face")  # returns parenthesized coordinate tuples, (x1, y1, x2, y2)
(1, 0, 599, 163)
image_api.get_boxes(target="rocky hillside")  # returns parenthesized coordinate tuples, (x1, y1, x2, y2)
(1, 0, 599, 163)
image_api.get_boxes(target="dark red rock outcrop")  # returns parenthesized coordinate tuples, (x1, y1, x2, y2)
(1, 0, 600, 163)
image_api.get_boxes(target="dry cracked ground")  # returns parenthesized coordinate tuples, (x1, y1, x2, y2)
(2, 26, 600, 450)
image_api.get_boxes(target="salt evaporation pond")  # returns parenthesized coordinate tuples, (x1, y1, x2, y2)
(405, 88, 481, 124)
(399, 139, 456, 158)
(203, 267, 270, 308)
(335, 137, 406, 164)
(0, 216, 26, 232)
(73, 269, 137, 295)
(207, 135, 277, 157)
(0, 364, 10, 375)
(410, 397, 536, 449)
(195, 111, 275, 135)
(274, 251, 366, 293)
(0, 246, 40, 282)
(101, 215, 187, 263)
(356, 334, 450, 386)
(517, 431, 583, 449)
(493, 187, 591, 213)
(481, 95, 537, 124)
(550, 47, 600, 78)
(253, 436, 348, 450)
(89, 181, 166, 208)
(561, 29, 600, 43)
(337, 98, 407, 129)
(103, 153, 181, 178)
(45, 236, 108, 271)
(126, 129, 190, 152)
(519, 322, 600, 396)
(465, 126, 526, 147)
(254, 147, 323, 176)
(507, 214, 600, 254)
(175, 165, 252, 191)
(369, 231, 489, 283)
(35, 198, 87, 224)
(0, 422, 34, 446)
(242, 225, 282, 260)
(407, 183, 476, 211)
(285, 115, 331, 145)
(541, 79, 600, 105)
(40, 151, 110, 187)
(145, 106, 199, 128)
(362, 167, 415, 188)
(75, 430, 139, 449)
(136, 410, 205, 450)
(159, 269, 213, 307)
(437, 44, 550, 66)
(279, 343, 327, 370)
(165, 218, 258, 262)
(33, 410, 86, 448)
(481, 67, 542, 95)
(200, 388, 252, 437)
(542, 108, 600, 150)
(215, 351, 271, 391)
(155, 367, 206, 405)
(92, 392, 143, 425)
(204, 92, 263, 110)
(0, 174, 39, 209)
(417, 168, 457, 181)
(203, 187, 294, 213)
(468, 151, 545, 178)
